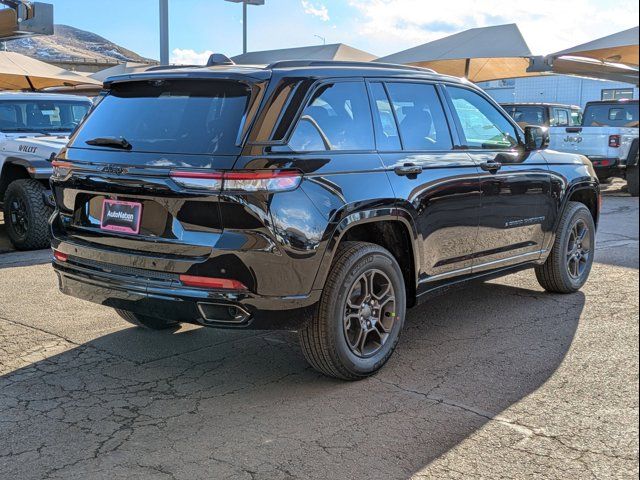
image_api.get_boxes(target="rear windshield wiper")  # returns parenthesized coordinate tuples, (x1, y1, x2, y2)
(85, 136, 132, 150)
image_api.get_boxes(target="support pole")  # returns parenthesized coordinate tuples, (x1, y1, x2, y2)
(159, 0, 169, 65)
(242, 1, 247, 54)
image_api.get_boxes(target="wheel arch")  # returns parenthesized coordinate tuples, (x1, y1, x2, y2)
(312, 207, 421, 307)
(0, 158, 32, 202)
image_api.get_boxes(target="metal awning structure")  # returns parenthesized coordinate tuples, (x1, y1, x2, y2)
(528, 27, 639, 85)
(90, 62, 153, 82)
(232, 43, 376, 65)
(0, 51, 101, 90)
(550, 27, 639, 67)
(375, 24, 537, 82)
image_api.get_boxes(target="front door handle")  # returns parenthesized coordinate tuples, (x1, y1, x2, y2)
(394, 163, 423, 176)
(480, 160, 502, 173)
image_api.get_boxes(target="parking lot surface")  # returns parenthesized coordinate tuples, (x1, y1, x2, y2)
(0, 185, 638, 479)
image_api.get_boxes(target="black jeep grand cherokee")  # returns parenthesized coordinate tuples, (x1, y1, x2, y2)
(51, 60, 599, 380)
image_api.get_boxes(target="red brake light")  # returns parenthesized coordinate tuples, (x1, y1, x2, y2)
(609, 135, 621, 148)
(179, 275, 248, 291)
(53, 250, 68, 262)
(169, 170, 302, 192)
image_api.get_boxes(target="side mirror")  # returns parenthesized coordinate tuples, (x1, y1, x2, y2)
(524, 125, 550, 151)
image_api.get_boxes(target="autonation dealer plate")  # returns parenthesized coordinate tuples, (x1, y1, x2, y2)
(100, 199, 142, 234)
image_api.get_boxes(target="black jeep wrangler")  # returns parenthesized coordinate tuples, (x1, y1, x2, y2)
(51, 59, 600, 380)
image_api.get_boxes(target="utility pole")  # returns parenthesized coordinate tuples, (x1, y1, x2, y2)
(159, 0, 169, 65)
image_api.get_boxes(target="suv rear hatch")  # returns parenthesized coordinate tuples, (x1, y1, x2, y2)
(51, 75, 265, 267)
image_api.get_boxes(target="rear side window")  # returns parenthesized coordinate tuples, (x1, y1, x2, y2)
(448, 87, 519, 150)
(509, 106, 545, 128)
(288, 82, 374, 152)
(386, 82, 452, 151)
(369, 82, 401, 151)
(72, 80, 251, 155)
(583, 103, 639, 127)
(554, 108, 569, 126)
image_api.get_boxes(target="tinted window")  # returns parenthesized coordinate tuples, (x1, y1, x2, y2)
(582, 103, 639, 127)
(72, 80, 250, 155)
(449, 87, 519, 149)
(555, 109, 569, 126)
(386, 83, 452, 151)
(0, 100, 90, 133)
(506, 106, 545, 128)
(570, 109, 582, 126)
(288, 82, 374, 152)
(369, 82, 401, 151)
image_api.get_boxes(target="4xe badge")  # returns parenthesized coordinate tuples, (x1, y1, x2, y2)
(18, 145, 37, 153)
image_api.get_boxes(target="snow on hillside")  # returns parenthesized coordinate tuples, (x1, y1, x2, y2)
(5, 24, 155, 63)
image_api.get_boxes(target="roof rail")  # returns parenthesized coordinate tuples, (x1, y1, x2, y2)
(266, 60, 435, 73)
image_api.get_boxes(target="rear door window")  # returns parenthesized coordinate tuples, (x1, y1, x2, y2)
(369, 82, 401, 151)
(72, 80, 251, 155)
(385, 82, 452, 151)
(288, 81, 374, 152)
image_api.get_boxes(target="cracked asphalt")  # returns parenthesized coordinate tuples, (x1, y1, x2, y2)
(0, 183, 638, 479)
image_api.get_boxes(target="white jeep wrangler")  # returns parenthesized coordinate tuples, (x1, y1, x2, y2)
(0, 92, 91, 250)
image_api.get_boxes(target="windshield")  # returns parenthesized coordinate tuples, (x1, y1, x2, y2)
(0, 99, 91, 134)
(504, 106, 546, 128)
(71, 80, 251, 155)
(582, 103, 639, 127)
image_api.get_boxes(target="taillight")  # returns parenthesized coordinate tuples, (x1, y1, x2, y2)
(169, 171, 223, 191)
(609, 135, 621, 148)
(51, 160, 73, 178)
(179, 275, 247, 290)
(170, 170, 302, 192)
(53, 249, 68, 262)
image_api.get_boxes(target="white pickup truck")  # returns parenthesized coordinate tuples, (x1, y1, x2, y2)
(0, 92, 92, 250)
(549, 100, 639, 196)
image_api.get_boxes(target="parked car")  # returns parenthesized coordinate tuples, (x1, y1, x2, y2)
(501, 102, 582, 129)
(549, 99, 639, 195)
(50, 59, 600, 380)
(0, 92, 92, 250)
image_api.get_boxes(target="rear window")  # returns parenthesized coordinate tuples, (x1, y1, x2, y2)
(72, 80, 251, 155)
(582, 103, 639, 127)
(0, 100, 90, 134)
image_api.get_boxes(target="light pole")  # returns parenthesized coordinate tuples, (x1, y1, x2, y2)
(225, 0, 265, 54)
(159, 0, 169, 64)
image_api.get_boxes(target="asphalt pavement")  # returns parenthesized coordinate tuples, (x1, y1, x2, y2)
(0, 183, 638, 479)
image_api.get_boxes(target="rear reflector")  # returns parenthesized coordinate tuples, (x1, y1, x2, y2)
(170, 170, 302, 192)
(53, 250, 68, 262)
(179, 275, 248, 290)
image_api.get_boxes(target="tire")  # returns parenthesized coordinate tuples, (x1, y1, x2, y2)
(115, 309, 180, 330)
(2, 179, 52, 251)
(627, 164, 639, 197)
(299, 241, 406, 380)
(535, 202, 595, 293)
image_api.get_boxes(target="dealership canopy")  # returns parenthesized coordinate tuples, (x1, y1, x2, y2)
(90, 62, 153, 82)
(550, 26, 639, 67)
(232, 43, 376, 65)
(375, 24, 537, 82)
(0, 51, 101, 90)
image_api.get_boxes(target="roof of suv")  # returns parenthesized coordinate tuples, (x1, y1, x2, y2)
(500, 102, 581, 109)
(0, 91, 92, 102)
(103, 60, 469, 87)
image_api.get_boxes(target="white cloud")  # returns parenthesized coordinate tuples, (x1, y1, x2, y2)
(171, 48, 214, 65)
(347, 0, 639, 57)
(301, 0, 330, 22)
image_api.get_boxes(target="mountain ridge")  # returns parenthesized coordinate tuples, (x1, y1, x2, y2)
(5, 24, 155, 64)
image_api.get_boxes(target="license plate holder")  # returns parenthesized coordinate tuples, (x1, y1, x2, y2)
(100, 199, 142, 235)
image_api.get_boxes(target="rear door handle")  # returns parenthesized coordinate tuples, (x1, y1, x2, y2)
(480, 160, 502, 173)
(394, 163, 423, 176)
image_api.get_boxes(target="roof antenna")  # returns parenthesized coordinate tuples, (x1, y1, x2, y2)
(206, 54, 235, 67)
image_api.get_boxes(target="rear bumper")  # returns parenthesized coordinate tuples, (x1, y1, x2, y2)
(586, 157, 623, 177)
(53, 257, 319, 331)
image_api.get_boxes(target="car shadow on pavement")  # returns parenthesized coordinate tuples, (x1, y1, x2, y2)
(0, 282, 584, 479)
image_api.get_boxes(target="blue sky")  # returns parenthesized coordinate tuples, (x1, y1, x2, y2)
(38, 0, 639, 63)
